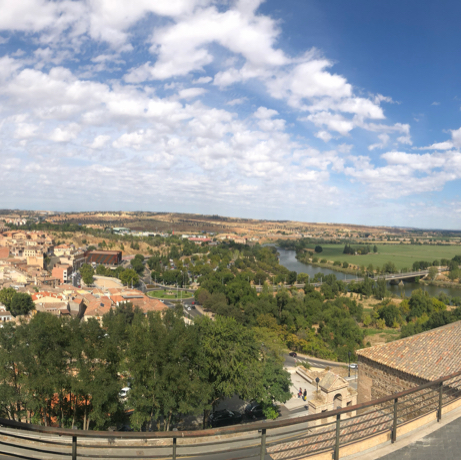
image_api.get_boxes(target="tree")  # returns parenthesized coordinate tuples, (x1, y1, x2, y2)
(194, 316, 261, 427)
(80, 264, 94, 285)
(0, 287, 16, 310)
(382, 261, 397, 274)
(373, 245, 378, 253)
(373, 278, 387, 300)
(131, 257, 145, 275)
(428, 266, 438, 281)
(297, 273, 309, 284)
(9, 293, 34, 317)
(119, 269, 139, 287)
(314, 245, 323, 253)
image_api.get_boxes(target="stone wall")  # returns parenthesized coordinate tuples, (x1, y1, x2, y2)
(357, 356, 427, 404)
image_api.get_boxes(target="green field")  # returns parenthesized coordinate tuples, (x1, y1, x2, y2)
(308, 244, 461, 270)
(147, 290, 193, 300)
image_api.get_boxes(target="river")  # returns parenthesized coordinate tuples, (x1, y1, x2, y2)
(276, 248, 461, 299)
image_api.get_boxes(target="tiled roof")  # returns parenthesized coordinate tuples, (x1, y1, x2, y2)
(356, 321, 461, 381)
(319, 372, 348, 392)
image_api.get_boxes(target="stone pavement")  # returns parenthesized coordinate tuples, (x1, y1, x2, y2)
(377, 415, 461, 460)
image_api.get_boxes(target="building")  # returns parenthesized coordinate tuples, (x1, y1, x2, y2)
(83, 297, 113, 325)
(0, 304, 12, 323)
(53, 244, 75, 257)
(356, 321, 461, 404)
(52, 265, 73, 284)
(86, 250, 122, 266)
(307, 370, 357, 426)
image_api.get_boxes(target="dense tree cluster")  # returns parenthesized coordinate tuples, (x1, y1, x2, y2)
(0, 306, 290, 430)
(0, 289, 34, 317)
(192, 247, 365, 362)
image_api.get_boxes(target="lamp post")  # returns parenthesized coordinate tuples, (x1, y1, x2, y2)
(348, 351, 351, 378)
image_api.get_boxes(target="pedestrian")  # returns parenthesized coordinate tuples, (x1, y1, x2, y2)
(298, 387, 302, 398)
(303, 389, 307, 401)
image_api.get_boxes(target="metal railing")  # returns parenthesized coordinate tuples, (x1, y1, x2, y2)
(1, 369, 461, 460)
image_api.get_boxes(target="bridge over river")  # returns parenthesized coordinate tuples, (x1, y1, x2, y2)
(254, 267, 447, 292)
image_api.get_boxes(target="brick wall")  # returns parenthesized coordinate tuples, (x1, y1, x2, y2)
(357, 356, 427, 404)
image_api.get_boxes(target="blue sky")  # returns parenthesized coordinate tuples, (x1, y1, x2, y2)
(1, 0, 461, 229)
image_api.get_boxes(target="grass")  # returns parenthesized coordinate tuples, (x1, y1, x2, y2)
(364, 328, 400, 336)
(306, 244, 461, 270)
(147, 290, 193, 300)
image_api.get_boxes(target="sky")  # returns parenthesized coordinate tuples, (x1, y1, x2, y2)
(1, 0, 461, 229)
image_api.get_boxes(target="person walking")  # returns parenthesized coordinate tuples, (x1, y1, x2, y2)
(303, 389, 307, 401)
(298, 387, 302, 398)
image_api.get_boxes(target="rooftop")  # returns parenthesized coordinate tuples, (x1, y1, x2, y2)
(357, 320, 461, 381)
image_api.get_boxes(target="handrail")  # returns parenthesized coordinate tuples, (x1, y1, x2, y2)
(3, 367, 460, 439)
(0, 368, 460, 459)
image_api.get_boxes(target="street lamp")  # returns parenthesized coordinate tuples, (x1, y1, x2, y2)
(348, 351, 351, 378)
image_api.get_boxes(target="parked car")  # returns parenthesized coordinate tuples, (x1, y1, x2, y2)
(209, 409, 243, 428)
(117, 425, 133, 432)
(245, 401, 264, 419)
(289, 352, 297, 358)
(350, 363, 358, 370)
(119, 387, 130, 399)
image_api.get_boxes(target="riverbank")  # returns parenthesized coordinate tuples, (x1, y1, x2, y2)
(420, 279, 461, 290)
(278, 247, 461, 298)
(296, 252, 360, 277)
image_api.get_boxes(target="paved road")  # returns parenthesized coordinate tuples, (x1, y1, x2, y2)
(378, 415, 461, 460)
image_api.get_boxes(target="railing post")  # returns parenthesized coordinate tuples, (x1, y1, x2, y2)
(260, 428, 266, 460)
(392, 398, 398, 443)
(334, 413, 341, 460)
(172, 437, 177, 460)
(72, 435, 77, 460)
(438, 382, 443, 422)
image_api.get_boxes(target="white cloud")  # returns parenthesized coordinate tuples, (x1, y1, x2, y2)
(431, 101, 440, 106)
(48, 123, 81, 142)
(418, 127, 461, 151)
(193, 76, 212, 84)
(176, 87, 207, 99)
(302, 112, 354, 135)
(368, 133, 389, 151)
(253, 107, 278, 119)
(373, 94, 399, 105)
(226, 97, 247, 106)
(266, 59, 352, 106)
(90, 134, 111, 149)
(315, 131, 332, 142)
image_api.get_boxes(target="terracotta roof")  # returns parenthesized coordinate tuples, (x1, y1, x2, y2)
(319, 372, 348, 392)
(85, 297, 113, 317)
(356, 321, 461, 381)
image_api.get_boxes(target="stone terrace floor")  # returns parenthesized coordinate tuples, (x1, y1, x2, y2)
(377, 415, 461, 460)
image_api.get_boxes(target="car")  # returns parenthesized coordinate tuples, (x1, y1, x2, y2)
(119, 387, 130, 398)
(187, 306, 191, 310)
(117, 424, 133, 432)
(191, 301, 195, 305)
(245, 401, 264, 419)
(289, 352, 297, 358)
(350, 363, 358, 370)
(209, 409, 242, 428)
